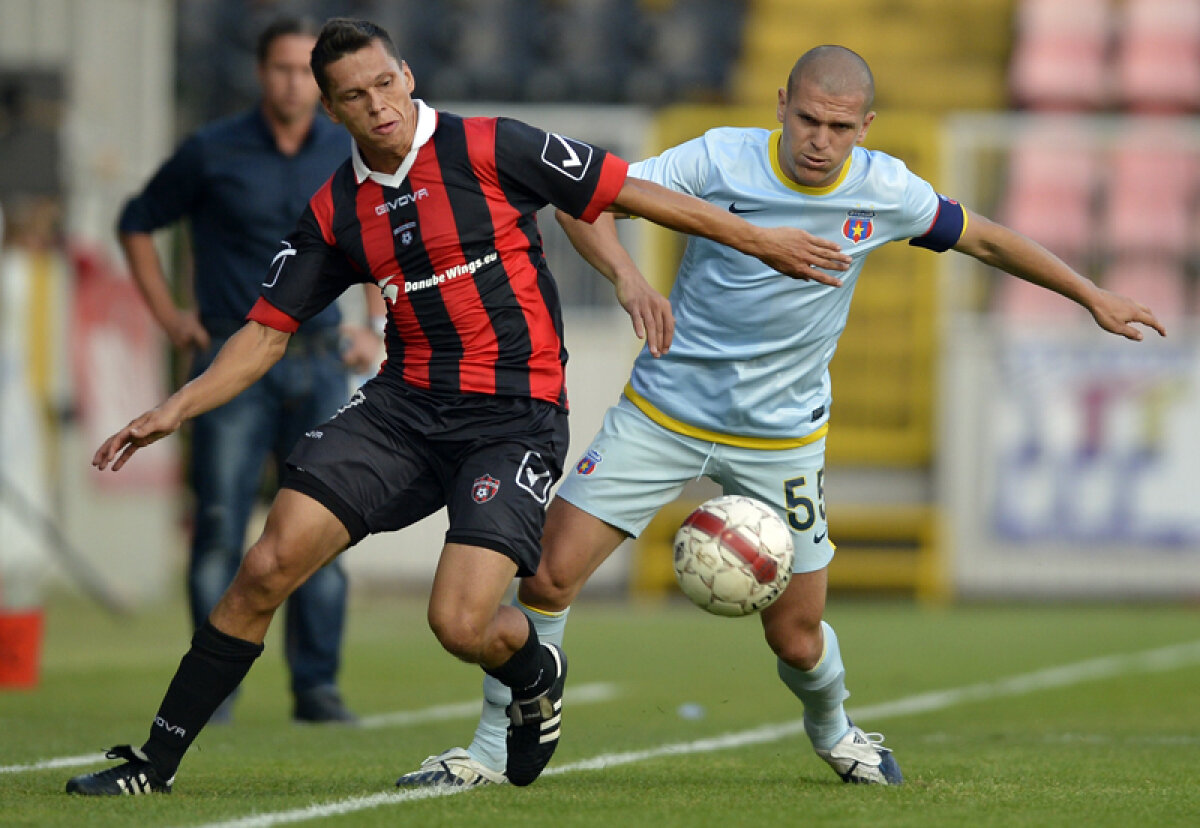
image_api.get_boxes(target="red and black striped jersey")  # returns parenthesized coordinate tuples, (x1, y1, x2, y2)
(248, 101, 628, 408)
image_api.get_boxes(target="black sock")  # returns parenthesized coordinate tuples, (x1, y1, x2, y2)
(140, 621, 263, 778)
(483, 616, 555, 700)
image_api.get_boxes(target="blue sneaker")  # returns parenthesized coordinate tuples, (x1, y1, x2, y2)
(814, 722, 903, 785)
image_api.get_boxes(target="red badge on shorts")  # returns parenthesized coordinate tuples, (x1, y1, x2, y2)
(472, 474, 500, 503)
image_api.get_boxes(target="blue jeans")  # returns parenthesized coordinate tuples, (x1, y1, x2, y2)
(188, 335, 350, 695)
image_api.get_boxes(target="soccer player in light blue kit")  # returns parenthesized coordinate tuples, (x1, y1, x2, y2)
(399, 45, 1165, 788)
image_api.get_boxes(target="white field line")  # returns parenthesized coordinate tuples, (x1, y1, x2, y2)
(0, 682, 617, 775)
(186, 638, 1200, 828)
(0, 753, 110, 774)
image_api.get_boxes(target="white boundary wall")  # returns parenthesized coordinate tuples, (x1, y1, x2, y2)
(1, 0, 178, 605)
(938, 113, 1200, 599)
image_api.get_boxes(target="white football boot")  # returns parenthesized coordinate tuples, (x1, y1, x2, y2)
(395, 747, 507, 788)
(814, 722, 904, 785)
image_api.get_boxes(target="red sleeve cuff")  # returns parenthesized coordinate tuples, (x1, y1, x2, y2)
(246, 296, 301, 333)
(579, 154, 629, 223)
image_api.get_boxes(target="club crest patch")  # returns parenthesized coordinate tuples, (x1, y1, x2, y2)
(575, 448, 603, 476)
(393, 220, 417, 246)
(842, 209, 876, 244)
(472, 474, 500, 504)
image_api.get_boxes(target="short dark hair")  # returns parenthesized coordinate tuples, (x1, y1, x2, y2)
(255, 16, 321, 65)
(310, 18, 402, 97)
(787, 45, 875, 113)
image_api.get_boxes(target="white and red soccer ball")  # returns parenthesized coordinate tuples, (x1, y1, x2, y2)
(672, 495, 795, 617)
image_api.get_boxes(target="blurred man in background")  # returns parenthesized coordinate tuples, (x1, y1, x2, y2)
(116, 16, 383, 725)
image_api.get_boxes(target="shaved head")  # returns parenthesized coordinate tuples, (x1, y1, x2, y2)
(786, 46, 875, 112)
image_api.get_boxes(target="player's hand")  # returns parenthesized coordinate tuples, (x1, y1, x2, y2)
(612, 269, 674, 357)
(1088, 288, 1167, 341)
(92, 403, 185, 472)
(166, 310, 211, 351)
(339, 324, 385, 373)
(755, 226, 851, 287)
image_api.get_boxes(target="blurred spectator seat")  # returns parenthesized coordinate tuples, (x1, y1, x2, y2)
(1099, 122, 1199, 260)
(999, 120, 1101, 268)
(420, 0, 539, 101)
(626, 0, 744, 104)
(522, 0, 639, 103)
(1113, 0, 1200, 113)
(175, 0, 746, 108)
(1008, 0, 1112, 110)
(1102, 256, 1188, 326)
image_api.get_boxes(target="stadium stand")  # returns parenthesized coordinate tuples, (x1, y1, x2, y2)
(416, 0, 540, 102)
(1112, 0, 1200, 113)
(997, 120, 1101, 268)
(519, 0, 637, 103)
(1007, 0, 1112, 111)
(1099, 121, 1199, 260)
(734, 0, 1015, 112)
(176, 0, 748, 117)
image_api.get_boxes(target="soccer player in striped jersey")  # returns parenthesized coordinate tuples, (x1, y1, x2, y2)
(403, 45, 1165, 788)
(67, 19, 853, 796)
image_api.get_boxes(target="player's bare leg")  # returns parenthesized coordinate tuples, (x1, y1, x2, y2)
(426, 540, 570, 786)
(760, 567, 828, 671)
(212, 489, 353, 644)
(763, 567, 902, 785)
(398, 498, 625, 787)
(525, 498, 628, 611)
(66, 489, 350, 795)
(426, 543, 525, 667)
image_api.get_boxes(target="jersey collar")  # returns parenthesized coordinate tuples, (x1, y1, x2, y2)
(352, 98, 438, 187)
(769, 130, 853, 195)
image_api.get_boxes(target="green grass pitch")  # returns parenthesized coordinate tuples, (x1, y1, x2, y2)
(3, 592, 1199, 827)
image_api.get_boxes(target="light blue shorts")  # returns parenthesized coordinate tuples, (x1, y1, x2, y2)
(557, 397, 835, 573)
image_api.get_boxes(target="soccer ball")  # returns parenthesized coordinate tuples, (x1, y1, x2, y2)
(672, 495, 794, 617)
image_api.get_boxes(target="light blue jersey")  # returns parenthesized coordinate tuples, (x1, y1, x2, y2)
(625, 127, 964, 445)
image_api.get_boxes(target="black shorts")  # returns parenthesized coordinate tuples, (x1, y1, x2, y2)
(281, 375, 569, 576)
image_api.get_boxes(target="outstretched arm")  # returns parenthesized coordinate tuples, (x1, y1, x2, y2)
(93, 321, 290, 472)
(610, 176, 852, 286)
(556, 210, 674, 357)
(955, 209, 1166, 341)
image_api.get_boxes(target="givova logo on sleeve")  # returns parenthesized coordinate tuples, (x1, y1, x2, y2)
(541, 133, 593, 182)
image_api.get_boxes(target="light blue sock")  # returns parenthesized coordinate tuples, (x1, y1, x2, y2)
(776, 620, 851, 751)
(467, 598, 571, 771)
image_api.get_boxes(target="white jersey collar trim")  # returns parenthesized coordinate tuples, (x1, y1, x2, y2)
(352, 99, 437, 187)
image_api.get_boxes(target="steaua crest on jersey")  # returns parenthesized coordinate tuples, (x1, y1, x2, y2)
(575, 448, 603, 476)
(472, 474, 500, 504)
(842, 209, 876, 244)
